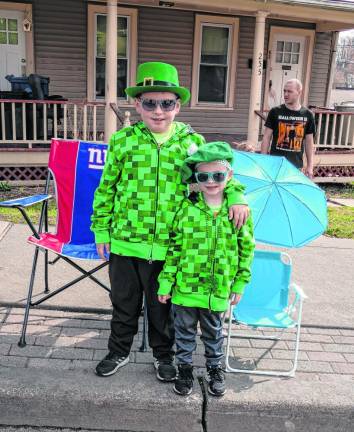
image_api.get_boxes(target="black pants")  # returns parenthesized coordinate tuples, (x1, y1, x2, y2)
(108, 253, 175, 361)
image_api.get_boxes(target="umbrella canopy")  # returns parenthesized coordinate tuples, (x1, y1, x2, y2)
(232, 151, 328, 248)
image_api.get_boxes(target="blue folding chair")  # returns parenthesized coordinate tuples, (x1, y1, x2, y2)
(0, 139, 110, 347)
(225, 249, 306, 377)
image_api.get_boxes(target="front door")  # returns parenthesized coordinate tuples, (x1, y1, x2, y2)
(267, 34, 305, 108)
(0, 10, 26, 91)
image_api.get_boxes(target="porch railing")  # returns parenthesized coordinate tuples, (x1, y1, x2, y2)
(256, 108, 354, 150)
(0, 99, 128, 148)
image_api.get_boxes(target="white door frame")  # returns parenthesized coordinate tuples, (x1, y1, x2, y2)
(0, 2, 34, 75)
(264, 26, 315, 110)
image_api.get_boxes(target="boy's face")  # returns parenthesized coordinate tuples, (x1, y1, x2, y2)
(135, 91, 181, 134)
(196, 161, 233, 197)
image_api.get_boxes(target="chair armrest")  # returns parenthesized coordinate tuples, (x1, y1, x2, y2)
(290, 283, 307, 300)
(286, 283, 306, 317)
(0, 194, 52, 208)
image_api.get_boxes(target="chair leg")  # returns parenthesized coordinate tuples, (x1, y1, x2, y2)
(44, 249, 49, 293)
(224, 304, 302, 377)
(139, 299, 148, 352)
(18, 247, 40, 347)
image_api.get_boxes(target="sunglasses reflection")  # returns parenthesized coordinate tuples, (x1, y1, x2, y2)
(195, 171, 228, 183)
(139, 98, 178, 112)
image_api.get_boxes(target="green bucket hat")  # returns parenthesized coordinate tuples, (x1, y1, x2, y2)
(125, 62, 190, 105)
(181, 141, 234, 183)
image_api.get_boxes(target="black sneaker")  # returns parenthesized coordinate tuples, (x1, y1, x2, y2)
(173, 364, 194, 396)
(95, 352, 129, 377)
(206, 365, 226, 397)
(154, 359, 177, 382)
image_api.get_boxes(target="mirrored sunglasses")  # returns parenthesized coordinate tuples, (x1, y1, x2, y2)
(195, 171, 228, 183)
(139, 98, 178, 112)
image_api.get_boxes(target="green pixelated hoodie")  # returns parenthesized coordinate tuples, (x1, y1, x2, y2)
(158, 193, 255, 312)
(91, 121, 247, 261)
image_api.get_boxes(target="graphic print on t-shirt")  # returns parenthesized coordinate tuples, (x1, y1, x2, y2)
(277, 118, 306, 152)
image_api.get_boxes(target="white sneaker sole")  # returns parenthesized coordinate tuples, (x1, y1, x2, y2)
(154, 359, 176, 382)
(173, 385, 193, 396)
(207, 386, 226, 397)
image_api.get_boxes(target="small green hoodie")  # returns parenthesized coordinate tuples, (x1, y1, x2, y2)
(158, 193, 255, 312)
(91, 121, 247, 262)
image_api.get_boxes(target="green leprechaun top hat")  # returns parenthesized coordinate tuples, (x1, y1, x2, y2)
(125, 62, 190, 105)
(181, 141, 234, 183)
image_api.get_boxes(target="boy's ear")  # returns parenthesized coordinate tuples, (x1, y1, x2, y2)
(134, 98, 142, 113)
(175, 99, 181, 113)
(227, 169, 234, 180)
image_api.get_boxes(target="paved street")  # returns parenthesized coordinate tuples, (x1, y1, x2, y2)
(0, 222, 354, 431)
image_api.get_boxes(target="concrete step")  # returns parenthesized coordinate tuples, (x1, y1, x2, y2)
(0, 365, 203, 432)
(1, 365, 354, 432)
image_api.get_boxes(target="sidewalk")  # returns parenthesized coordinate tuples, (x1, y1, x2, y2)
(1, 223, 354, 431)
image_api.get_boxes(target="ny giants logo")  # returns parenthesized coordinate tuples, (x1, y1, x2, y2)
(88, 147, 107, 170)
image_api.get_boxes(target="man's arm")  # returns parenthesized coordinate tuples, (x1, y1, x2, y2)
(260, 126, 273, 154)
(304, 134, 314, 178)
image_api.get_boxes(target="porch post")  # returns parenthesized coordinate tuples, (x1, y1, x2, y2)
(325, 31, 339, 107)
(104, 0, 118, 143)
(247, 11, 269, 145)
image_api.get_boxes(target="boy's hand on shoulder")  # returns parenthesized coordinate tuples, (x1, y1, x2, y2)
(158, 294, 171, 304)
(230, 293, 242, 306)
(228, 205, 250, 229)
(96, 243, 110, 261)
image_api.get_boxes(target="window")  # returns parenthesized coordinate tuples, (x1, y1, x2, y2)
(0, 17, 18, 45)
(275, 41, 300, 65)
(334, 33, 354, 90)
(88, 5, 137, 102)
(192, 15, 239, 108)
(95, 15, 129, 99)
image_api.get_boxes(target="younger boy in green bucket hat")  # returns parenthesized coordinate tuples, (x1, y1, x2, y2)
(91, 62, 250, 382)
(158, 141, 255, 396)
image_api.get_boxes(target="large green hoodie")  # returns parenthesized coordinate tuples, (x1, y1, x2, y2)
(158, 193, 255, 312)
(91, 121, 247, 262)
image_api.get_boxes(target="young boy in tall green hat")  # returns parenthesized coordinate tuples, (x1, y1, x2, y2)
(91, 62, 250, 381)
(158, 141, 255, 396)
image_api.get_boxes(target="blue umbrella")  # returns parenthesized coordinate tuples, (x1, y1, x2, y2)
(232, 151, 328, 248)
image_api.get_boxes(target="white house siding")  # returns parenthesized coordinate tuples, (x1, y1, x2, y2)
(308, 31, 333, 107)
(33, 0, 87, 99)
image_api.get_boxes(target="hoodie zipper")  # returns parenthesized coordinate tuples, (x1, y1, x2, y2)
(148, 137, 161, 264)
(208, 211, 218, 311)
(141, 124, 193, 264)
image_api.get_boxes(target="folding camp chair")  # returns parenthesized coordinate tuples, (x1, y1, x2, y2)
(0, 139, 111, 347)
(225, 249, 306, 377)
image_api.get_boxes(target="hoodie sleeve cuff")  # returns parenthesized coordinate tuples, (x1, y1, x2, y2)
(231, 280, 246, 295)
(227, 189, 248, 206)
(158, 279, 173, 296)
(94, 231, 111, 244)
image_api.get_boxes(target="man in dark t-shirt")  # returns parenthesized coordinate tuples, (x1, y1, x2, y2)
(261, 79, 316, 177)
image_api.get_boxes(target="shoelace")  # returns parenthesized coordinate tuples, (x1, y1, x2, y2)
(208, 367, 224, 382)
(179, 367, 194, 382)
(107, 353, 125, 363)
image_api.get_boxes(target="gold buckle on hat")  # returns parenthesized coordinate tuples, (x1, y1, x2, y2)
(143, 77, 154, 86)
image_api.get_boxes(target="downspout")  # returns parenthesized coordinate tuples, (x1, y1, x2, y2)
(325, 31, 339, 108)
(104, 0, 118, 143)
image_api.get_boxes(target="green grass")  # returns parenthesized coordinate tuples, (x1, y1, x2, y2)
(321, 182, 354, 199)
(1, 200, 353, 240)
(0, 201, 57, 226)
(326, 207, 354, 239)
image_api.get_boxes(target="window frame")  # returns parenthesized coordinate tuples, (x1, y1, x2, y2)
(191, 14, 239, 110)
(87, 4, 137, 103)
